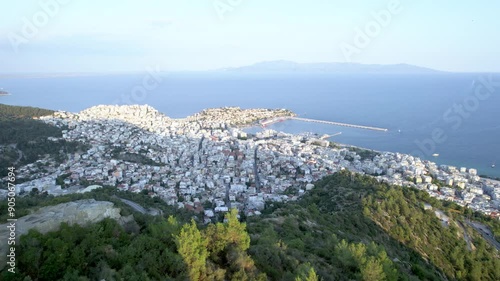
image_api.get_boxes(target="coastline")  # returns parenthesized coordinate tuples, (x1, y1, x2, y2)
(2, 104, 498, 219)
(244, 119, 499, 179)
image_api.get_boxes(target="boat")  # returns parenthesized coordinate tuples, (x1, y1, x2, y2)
(432, 153, 439, 157)
(493, 162, 496, 168)
(0, 89, 10, 96)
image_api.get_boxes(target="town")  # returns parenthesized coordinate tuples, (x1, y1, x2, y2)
(2, 105, 499, 222)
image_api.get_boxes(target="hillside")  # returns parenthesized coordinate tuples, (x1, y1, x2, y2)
(1, 171, 499, 280)
(0, 103, 89, 180)
(247, 171, 500, 280)
(0, 103, 55, 120)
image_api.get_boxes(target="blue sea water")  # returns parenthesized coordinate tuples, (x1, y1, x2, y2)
(1, 72, 499, 177)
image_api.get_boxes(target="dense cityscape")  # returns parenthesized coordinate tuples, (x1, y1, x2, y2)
(2, 105, 498, 222)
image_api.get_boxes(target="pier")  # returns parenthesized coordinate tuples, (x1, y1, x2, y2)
(259, 116, 388, 132)
(260, 117, 289, 127)
(291, 117, 388, 132)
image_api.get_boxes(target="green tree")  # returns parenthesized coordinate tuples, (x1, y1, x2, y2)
(205, 222, 228, 261)
(175, 219, 208, 280)
(224, 208, 251, 252)
(295, 263, 319, 281)
(206, 208, 251, 258)
(360, 257, 385, 281)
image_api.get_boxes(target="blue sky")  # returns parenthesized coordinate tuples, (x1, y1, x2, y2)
(0, 0, 499, 73)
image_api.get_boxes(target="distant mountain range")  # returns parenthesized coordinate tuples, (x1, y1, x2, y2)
(220, 60, 444, 74)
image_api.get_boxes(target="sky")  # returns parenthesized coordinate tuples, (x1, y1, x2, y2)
(0, 0, 499, 73)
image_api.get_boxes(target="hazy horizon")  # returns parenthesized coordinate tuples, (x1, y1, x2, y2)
(1, 60, 499, 77)
(1, 1, 500, 73)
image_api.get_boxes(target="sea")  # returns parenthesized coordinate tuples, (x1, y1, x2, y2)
(1, 72, 499, 178)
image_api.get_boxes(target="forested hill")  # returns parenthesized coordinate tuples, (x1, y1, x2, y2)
(2, 171, 499, 280)
(247, 171, 500, 280)
(0, 103, 55, 120)
(0, 104, 87, 180)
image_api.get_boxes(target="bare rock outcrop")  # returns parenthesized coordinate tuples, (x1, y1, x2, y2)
(0, 199, 121, 270)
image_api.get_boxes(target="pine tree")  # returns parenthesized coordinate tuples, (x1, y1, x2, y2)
(175, 219, 208, 280)
(295, 263, 319, 281)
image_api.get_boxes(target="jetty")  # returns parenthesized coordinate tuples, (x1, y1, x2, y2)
(259, 115, 388, 132)
(291, 117, 388, 132)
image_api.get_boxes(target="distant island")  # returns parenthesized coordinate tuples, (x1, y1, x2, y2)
(220, 60, 445, 74)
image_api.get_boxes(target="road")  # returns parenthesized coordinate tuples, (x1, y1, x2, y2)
(1, 144, 23, 165)
(465, 219, 500, 251)
(254, 147, 261, 191)
(457, 221, 473, 251)
(112, 196, 163, 216)
(13, 146, 23, 164)
(113, 196, 147, 214)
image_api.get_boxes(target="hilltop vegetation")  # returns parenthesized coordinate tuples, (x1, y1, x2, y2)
(247, 172, 439, 281)
(0, 103, 55, 120)
(0, 103, 88, 179)
(247, 171, 499, 280)
(364, 185, 499, 280)
(1, 171, 499, 280)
